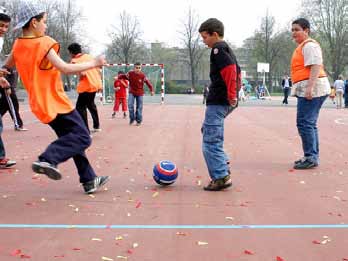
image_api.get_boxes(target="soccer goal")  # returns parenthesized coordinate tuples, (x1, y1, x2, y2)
(102, 63, 165, 104)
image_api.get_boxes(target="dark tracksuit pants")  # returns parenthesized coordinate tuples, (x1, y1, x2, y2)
(38, 109, 97, 184)
(0, 88, 23, 129)
(76, 92, 100, 131)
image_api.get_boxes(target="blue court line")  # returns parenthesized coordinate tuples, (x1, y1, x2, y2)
(0, 224, 348, 229)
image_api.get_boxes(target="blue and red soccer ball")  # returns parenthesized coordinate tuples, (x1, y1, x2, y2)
(153, 160, 178, 185)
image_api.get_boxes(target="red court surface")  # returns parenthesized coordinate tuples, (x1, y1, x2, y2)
(1, 101, 348, 260)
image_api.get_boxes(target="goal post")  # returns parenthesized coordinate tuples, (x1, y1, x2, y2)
(102, 63, 165, 104)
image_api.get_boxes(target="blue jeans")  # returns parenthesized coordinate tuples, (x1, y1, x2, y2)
(202, 105, 235, 180)
(128, 93, 143, 123)
(296, 95, 327, 164)
(0, 114, 5, 159)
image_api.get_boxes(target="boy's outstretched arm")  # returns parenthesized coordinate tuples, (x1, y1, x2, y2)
(47, 49, 106, 75)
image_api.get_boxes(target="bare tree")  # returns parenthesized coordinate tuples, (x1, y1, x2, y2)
(179, 7, 206, 91)
(302, 0, 348, 79)
(106, 11, 142, 63)
(251, 12, 285, 90)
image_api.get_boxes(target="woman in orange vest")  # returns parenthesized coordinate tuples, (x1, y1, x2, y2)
(290, 18, 330, 169)
(4, 1, 109, 194)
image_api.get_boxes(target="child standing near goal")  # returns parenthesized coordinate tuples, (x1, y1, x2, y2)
(68, 42, 102, 133)
(112, 71, 129, 118)
(4, 1, 109, 194)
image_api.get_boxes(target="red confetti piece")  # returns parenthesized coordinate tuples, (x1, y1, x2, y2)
(288, 169, 294, 172)
(20, 254, 31, 259)
(244, 250, 254, 255)
(240, 203, 248, 207)
(11, 249, 21, 256)
(312, 240, 321, 244)
(54, 255, 65, 258)
(342, 258, 348, 261)
(72, 248, 81, 251)
(127, 249, 133, 254)
(276, 256, 285, 261)
(135, 202, 142, 208)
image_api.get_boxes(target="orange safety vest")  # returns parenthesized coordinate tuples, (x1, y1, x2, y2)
(291, 38, 326, 84)
(71, 53, 102, 93)
(12, 36, 73, 124)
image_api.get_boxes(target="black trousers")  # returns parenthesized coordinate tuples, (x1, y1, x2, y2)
(282, 87, 290, 104)
(0, 88, 23, 128)
(76, 92, 100, 130)
(39, 109, 97, 183)
(345, 89, 348, 107)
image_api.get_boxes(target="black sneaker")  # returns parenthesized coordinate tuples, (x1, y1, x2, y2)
(293, 159, 318, 170)
(129, 120, 134, 125)
(112, 112, 116, 118)
(294, 157, 306, 165)
(123, 112, 127, 119)
(32, 161, 62, 180)
(83, 176, 110, 194)
(204, 175, 232, 191)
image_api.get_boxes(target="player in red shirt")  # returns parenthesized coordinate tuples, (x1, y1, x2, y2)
(112, 71, 129, 118)
(127, 63, 154, 126)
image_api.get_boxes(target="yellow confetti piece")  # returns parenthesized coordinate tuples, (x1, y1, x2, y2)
(197, 241, 208, 246)
(74, 208, 79, 212)
(41, 198, 46, 202)
(197, 180, 202, 186)
(92, 238, 102, 241)
(152, 192, 159, 198)
(102, 257, 114, 261)
(89, 194, 95, 198)
(127, 213, 131, 217)
(116, 256, 128, 260)
(132, 243, 139, 248)
(115, 236, 123, 241)
(225, 217, 234, 221)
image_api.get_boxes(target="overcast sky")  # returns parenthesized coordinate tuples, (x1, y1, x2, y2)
(76, 0, 302, 55)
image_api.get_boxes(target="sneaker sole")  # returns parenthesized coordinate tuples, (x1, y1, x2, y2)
(32, 162, 62, 180)
(293, 164, 318, 170)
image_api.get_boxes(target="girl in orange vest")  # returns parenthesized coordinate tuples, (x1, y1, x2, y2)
(290, 18, 330, 170)
(4, 1, 109, 194)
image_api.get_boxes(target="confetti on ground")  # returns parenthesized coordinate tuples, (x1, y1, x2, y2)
(115, 236, 123, 241)
(132, 243, 139, 248)
(152, 192, 159, 198)
(116, 256, 128, 260)
(92, 238, 102, 241)
(197, 241, 208, 246)
(176, 232, 187, 236)
(225, 217, 234, 221)
(276, 256, 286, 261)
(135, 202, 142, 208)
(244, 250, 254, 255)
(102, 257, 114, 261)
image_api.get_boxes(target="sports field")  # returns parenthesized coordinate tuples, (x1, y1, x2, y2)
(1, 95, 347, 260)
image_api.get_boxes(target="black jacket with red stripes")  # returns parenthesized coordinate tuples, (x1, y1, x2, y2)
(207, 41, 238, 105)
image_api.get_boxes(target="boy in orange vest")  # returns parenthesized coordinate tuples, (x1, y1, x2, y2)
(4, 1, 109, 194)
(112, 71, 129, 118)
(68, 43, 102, 133)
